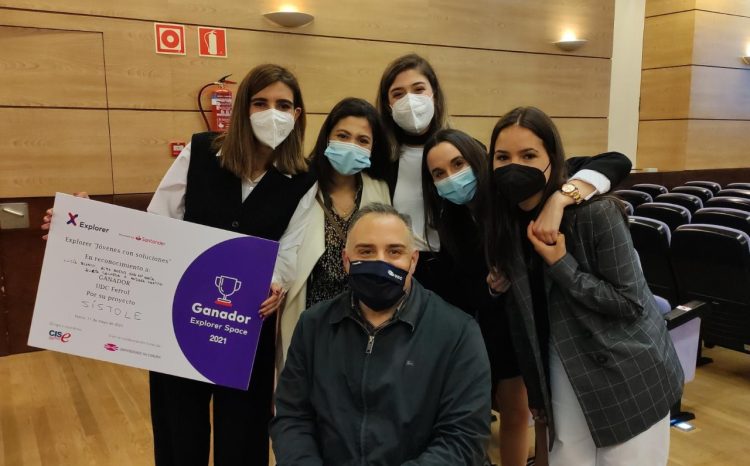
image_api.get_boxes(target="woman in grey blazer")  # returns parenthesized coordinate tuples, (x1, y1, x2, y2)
(485, 106, 684, 466)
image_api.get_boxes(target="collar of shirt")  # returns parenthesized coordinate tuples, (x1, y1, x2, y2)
(328, 288, 416, 332)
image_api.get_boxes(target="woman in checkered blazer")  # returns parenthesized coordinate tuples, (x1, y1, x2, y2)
(484, 106, 684, 466)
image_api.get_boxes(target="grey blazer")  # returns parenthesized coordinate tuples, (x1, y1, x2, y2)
(504, 197, 683, 448)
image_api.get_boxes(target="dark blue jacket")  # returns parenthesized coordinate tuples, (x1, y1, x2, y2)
(271, 280, 491, 465)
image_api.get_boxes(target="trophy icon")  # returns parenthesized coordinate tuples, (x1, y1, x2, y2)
(215, 275, 242, 307)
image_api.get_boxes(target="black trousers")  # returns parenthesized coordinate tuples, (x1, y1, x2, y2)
(150, 313, 276, 466)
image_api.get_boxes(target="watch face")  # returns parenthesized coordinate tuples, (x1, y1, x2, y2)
(562, 184, 575, 193)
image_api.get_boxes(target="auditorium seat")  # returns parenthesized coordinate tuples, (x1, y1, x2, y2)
(620, 199, 634, 216)
(705, 196, 750, 213)
(685, 180, 721, 194)
(655, 193, 703, 215)
(634, 202, 691, 232)
(715, 188, 750, 200)
(655, 295, 705, 424)
(629, 216, 680, 305)
(631, 183, 669, 199)
(671, 185, 713, 204)
(726, 182, 750, 190)
(692, 207, 750, 236)
(614, 189, 652, 208)
(671, 224, 750, 355)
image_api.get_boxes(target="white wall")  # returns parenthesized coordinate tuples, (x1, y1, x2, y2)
(608, 0, 646, 165)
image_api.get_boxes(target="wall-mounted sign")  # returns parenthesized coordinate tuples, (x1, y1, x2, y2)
(154, 23, 186, 55)
(198, 27, 228, 58)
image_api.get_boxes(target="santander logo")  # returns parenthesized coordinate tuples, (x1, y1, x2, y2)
(104, 343, 119, 352)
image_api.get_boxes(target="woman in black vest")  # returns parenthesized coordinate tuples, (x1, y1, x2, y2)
(146, 64, 316, 466)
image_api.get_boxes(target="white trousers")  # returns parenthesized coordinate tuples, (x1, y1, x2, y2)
(548, 347, 671, 466)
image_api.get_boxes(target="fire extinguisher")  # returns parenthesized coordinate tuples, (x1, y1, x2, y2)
(198, 74, 236, 132)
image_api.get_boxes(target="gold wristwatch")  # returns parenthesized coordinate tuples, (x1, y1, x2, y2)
(560, 183, 583, 204)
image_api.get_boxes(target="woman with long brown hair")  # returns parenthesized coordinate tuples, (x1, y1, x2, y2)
(136, 63, 316, 466)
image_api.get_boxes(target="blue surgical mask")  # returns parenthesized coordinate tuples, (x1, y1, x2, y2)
(434, 167, 477, 205)
(324, 141, 372, 175)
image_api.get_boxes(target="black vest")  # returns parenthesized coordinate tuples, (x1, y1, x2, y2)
(184, 132, 315, 241)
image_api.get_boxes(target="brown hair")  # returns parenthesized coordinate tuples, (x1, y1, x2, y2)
(485, 107, 568, 271)
(214, 64, 307, 178)
(375, 54, 448, 154)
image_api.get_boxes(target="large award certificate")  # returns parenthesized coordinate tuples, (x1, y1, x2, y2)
(29, 193, 279, 390)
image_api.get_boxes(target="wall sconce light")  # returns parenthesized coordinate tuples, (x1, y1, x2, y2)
(263, 6, 314, 28)
(741, 44, 750, 64)
(554, 31, 587, 52)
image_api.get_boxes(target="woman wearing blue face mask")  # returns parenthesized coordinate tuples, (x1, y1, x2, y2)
(278, 97, 392, 366)
(423, 128, 633, 466)
(424, 129, 531, 466)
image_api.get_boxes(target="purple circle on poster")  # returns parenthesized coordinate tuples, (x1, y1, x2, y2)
(172, 236, 278, 389)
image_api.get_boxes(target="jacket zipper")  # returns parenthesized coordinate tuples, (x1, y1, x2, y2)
(353, 319, 395, 465)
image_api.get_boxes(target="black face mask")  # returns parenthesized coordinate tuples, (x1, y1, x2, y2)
(348, 260, 408, 311)
(493, 163, 549, 205)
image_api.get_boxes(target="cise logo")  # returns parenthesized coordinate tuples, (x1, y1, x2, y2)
(104, 343, 119, 352)
(48, 330, 72, 342)
(67, 212, 78, 226)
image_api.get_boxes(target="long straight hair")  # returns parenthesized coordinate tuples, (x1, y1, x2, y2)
(376, 54, 448, 155)
(214, 64, 307, 178)
(485, 107, 568, 272)
(421, 129, 490, 260)
(309, 98, 393, 194)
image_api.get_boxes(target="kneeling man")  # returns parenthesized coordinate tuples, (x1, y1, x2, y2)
(271, 203, 491, 465)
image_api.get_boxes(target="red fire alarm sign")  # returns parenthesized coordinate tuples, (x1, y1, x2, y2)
(155, 23, 186, 55)
(198, 27, 228, 58)
(170, 141, 187, 157)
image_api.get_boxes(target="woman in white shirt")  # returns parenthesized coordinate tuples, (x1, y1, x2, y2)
(278, 97, 392, 367)
(44, 63, 318, 466)
(146, 63, 318, 466)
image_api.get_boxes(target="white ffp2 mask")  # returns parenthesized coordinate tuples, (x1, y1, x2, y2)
(390, 93, 435, 135)
(250, 109, 295, 149)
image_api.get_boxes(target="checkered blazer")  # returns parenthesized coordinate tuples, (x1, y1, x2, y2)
(504, 197, 684, 448)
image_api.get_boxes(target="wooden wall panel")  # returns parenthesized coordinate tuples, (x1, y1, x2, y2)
(642, 11, 694, 69)
(0, 109, 112, 197)
(0, 11, 610, 116)
(636, 120, 688, 170)
(694, 0, 750, 17)
(693, 11, 750, 68)
(689, 66, 750, 120)
(645, 0, 695, 17)
(684, 120, 750, 169)
(0, 3, 614, 197)
(109, 111, 204, 193)
(640, 67, 692, 120)
(0, 0, 615, 58)
(100, 21, 611, 116)
(431, 50, 611, 118)
(0, 26, 106, 108)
